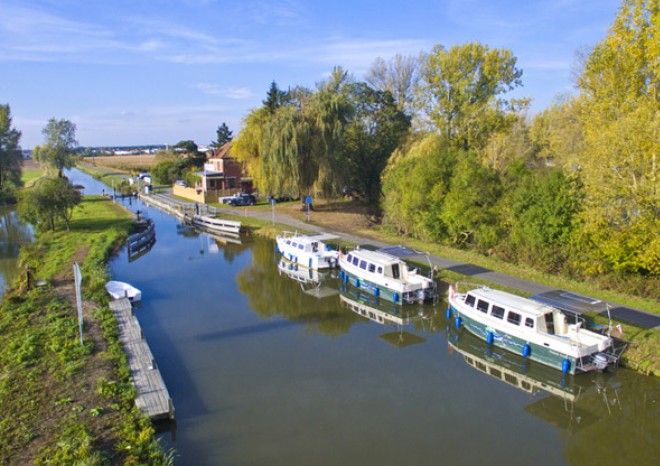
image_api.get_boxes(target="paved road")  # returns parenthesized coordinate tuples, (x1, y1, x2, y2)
(147, 192, 660, 330)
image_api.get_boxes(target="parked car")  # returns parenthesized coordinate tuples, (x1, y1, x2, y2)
(227, 193, 256, 206)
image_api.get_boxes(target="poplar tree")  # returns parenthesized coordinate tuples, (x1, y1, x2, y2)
(417, 42, 523, 150)
(0, 104, 23, 197)
(576, 0, 659, 274)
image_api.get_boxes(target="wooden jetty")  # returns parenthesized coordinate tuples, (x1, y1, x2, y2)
(109, 298, 174, 421)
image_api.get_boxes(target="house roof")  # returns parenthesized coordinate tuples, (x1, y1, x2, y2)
(209, 141, 233, 159)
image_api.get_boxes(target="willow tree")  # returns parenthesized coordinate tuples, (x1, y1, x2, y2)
(312, 67, 354, 197)
(575, 0, 659, 275)
(233, 107, 269, 192)
(417, 42, 524, 151)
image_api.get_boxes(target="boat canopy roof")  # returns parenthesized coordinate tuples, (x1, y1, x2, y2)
(349, 248, 401, 265)
(281, 231, 340, 243)
(466, 287, 556, 318)
(530, 290, 609, 315)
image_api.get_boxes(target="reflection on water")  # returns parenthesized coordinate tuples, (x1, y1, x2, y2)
(446, 326, 659, 464)
(0, 205, 32, 297)
(60, 169, 658, 466)
(277, 258, 339, 299)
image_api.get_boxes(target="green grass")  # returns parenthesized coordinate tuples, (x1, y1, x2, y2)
(0, 196, 172, 464)
(21, 167, 44, 187)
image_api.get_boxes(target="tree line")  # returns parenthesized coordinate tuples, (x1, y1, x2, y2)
(231, 0, 657, 296)
(1, 0, 656, 297)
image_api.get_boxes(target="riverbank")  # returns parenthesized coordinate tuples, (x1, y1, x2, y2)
(75, 161, 660, 374)
(0, 195, 171, 465)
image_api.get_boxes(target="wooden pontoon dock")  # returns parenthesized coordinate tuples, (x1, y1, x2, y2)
(109, 298, 174, 421)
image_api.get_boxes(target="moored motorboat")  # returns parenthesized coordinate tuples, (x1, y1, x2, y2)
(338, 247, 438, 305)
(276, 231, 340, 270)
(446, 284, 622, 374)
(185, 214, 241, 235)
(105, 280, 142, 302)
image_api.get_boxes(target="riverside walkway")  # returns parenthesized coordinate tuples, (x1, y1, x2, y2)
(139, 191, 659, 330)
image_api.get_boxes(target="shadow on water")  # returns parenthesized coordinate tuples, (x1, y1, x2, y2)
(196, 319, 302, 342)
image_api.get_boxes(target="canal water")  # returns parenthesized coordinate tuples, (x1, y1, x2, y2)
(31, 170, 660, 464)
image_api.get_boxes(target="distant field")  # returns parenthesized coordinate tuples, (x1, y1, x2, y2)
(83, 154, 158, 172)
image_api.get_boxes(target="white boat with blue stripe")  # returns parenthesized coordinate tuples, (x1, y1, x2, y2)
(338, 246, 438, 305)
(447, 284, 623, 374)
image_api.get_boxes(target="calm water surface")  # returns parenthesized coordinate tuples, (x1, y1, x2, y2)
(69, 169, 659, 465)
(0, 205, 32, 296)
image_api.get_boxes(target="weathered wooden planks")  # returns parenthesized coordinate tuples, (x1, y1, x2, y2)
(109, 298, 175, 420)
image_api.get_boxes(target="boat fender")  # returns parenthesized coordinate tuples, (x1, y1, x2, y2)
(393, 292, 399, 303)
(522, 344, 531, 358)
(354, 278, 360, 288)
(343, 274, 349, 284)
(309, 258, 312, 268)
(446, 307, 452, 319)
(454, 316, 462, 329)
(374, 287, 380, 297)
(486, 332, 494, 345)
(561, 358, 571, 374)
(339, 270, 344, 279)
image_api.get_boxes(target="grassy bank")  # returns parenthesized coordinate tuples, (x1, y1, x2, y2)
(0, 196, 171, 465)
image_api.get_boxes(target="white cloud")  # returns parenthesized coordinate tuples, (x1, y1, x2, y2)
(194, 84, 254, 99)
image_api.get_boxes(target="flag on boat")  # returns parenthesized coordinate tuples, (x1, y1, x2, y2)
(616, 324, 623, 334)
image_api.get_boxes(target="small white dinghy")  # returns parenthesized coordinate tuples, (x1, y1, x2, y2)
(105, 280, 142, 302)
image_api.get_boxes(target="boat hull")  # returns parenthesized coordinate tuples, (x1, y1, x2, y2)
(105, 281, 142, 302)
(340, 268, 435, 305)
(449, 304, 584, 374)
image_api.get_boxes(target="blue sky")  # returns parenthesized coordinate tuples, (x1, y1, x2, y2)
(1, 0, 620, 148)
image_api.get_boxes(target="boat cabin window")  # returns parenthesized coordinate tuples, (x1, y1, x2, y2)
(286, 240, 291, 245)
(352, 256, 359, 266)
(377, 266, 383, 274)
(292, 242, 297, 248)
(477, 299, 490, 313)
(544, 313, 555, 334)
(368, 263, 375, 273)
(311, 242, 318, 252)
(506, 311, 521, 325)
(346, 254, 353, 262)
(465, 294, 476, 307)
(491, 304, 505, 319)
(298, 244, 304, 250)
(391, 263, 400, 279)
(359, 260, 367, 270)
(525, 317, 534, 329)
